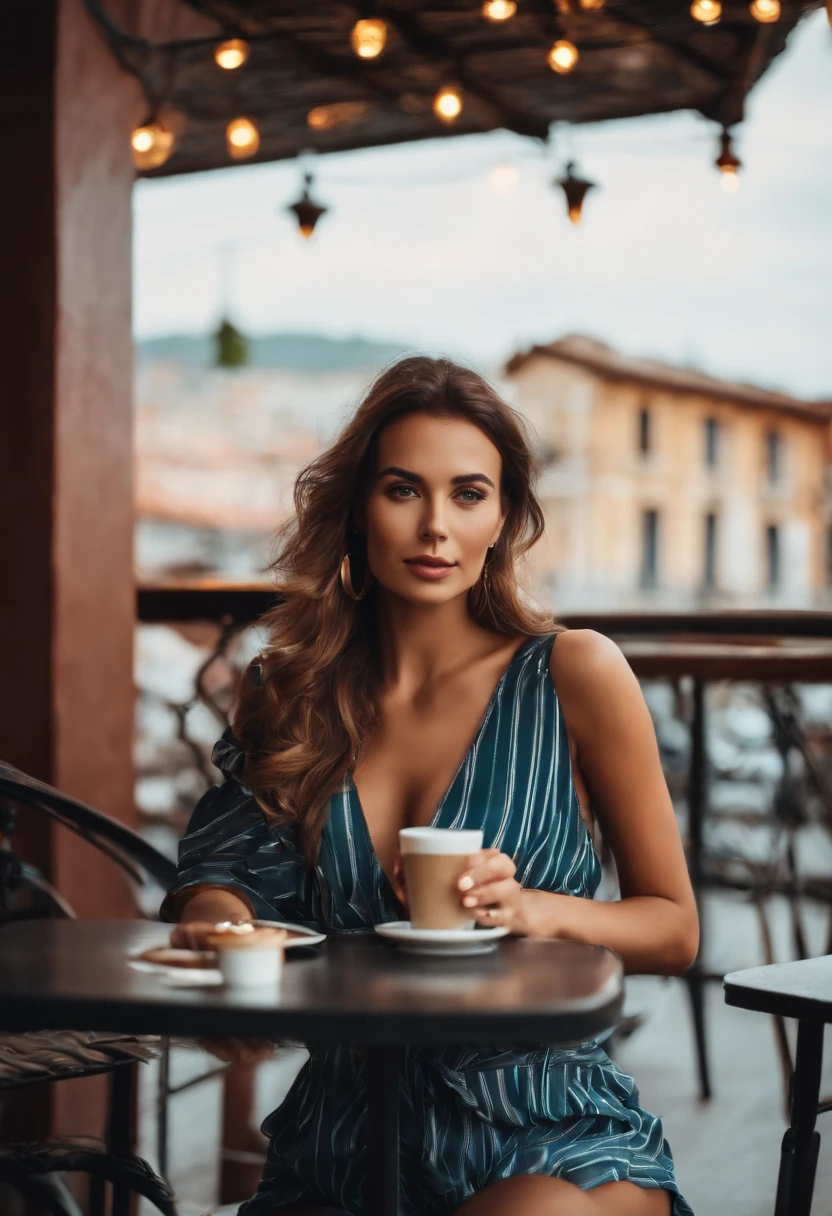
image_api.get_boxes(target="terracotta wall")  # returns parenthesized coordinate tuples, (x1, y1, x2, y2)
(0, 0, 143, 1159)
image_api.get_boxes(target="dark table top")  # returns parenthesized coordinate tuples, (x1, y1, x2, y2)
(0, 920, 623, 1047)
(724, 956, 832, 1022)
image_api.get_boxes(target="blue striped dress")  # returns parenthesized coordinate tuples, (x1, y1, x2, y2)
(162, 633, 693, 1216)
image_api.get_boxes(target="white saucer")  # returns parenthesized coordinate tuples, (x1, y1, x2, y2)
(374, 920, 509, 956)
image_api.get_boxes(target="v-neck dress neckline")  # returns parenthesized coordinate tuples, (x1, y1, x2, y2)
(347, 635, 539, 908)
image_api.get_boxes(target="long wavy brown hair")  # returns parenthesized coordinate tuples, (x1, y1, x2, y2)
(233, 355, 558, 865)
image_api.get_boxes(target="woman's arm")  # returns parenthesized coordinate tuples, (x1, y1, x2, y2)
(169, 885, 255, 949)
(460, 630, 699, 977)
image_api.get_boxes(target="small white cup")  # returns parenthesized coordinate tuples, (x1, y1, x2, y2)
(206, 925, 286, 987)
(216, 946, 283, 988)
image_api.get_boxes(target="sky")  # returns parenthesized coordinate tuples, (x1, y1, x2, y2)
(133, 11, 832, 399)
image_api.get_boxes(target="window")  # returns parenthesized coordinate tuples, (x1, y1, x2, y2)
(766, 524, 780, 591)
(637, 407, 651, 455)
(766, 430, 782, 485)
(704, 512, 718, 590)
(705, 417, 719, 469)
(640, 509, 659, 589)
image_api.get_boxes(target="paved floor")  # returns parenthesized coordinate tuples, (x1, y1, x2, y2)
(138, 889, 832, 1216)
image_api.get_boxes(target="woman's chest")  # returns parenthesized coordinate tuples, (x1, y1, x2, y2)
(351, 683, 500, 877)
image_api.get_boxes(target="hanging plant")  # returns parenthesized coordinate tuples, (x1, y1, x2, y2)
(214, 317, 249, 368)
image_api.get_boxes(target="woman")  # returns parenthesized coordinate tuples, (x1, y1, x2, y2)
(162, 356, 697, 1216)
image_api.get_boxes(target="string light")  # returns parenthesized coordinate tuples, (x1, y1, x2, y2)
(749, 0, 780, 21)
(434, 87, 463, 123)
(579, 0, 605, 8)
(715, 129, 741, 194)
(226, 117, 260, 159)
(555, 162, 596, 225)
(286, 173, 328, 239)
(547, 40, 579, 74)
(214, 38, 249, 70)
(482, 0, 517, 19)
(690, 0, 722, 24)
(350, 17, 387, 58)
(130, 116, 176, 170)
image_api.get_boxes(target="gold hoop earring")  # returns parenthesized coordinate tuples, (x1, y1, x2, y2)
(481, 543, 495, 593)
(340, 553, 372, 601)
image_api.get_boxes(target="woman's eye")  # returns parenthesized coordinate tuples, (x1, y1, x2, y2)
(388, 484, 417, 499)
(456, 488, 486, 504)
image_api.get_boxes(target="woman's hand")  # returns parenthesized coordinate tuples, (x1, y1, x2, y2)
(458, 848, 528, 934)
(169, 920, 249, 950)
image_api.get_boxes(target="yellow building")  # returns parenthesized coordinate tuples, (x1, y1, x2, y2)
(503, 336, 832, 611)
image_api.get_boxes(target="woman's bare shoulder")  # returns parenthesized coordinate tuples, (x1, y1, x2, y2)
(549, 629, 646, 742)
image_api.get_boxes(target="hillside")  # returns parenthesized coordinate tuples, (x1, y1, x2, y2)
(138, 331, 414, 373)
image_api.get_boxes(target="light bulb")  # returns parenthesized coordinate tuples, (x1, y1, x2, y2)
(482, 0, 517, 19)
(547, 40, 579, 74)
(489, 164, 518, 194)
(226, 117, 260, 159)
(579, 0, 605, 8)
(750, 0, 780, 21)
(434, 87, 463, 123)
(214, 39, 250, 70)
(556, 162, 596, 225)
(287, 173, 328, 240)
(350, 18, 387, 58)
(690, 0, 722, 24)
(130, 119, 175, 170)
(715, 129, 741, 192)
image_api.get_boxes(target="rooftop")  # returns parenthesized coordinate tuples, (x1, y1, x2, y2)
(505, 334, 832, 422)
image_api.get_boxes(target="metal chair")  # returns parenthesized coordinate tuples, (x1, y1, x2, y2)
(0, 759, 177, 1216)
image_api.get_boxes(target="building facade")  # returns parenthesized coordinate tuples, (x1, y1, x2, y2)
(503, 336, 832, 612)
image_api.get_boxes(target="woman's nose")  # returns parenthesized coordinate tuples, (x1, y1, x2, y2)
(418, 497, 448, 542)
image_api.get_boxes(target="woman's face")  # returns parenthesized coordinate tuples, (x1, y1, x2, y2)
(361, 412, 506, 605)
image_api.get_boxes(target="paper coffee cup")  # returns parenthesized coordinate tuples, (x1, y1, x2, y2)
(399, 827, 484, 930)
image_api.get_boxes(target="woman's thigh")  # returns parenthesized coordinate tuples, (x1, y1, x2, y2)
(454, 1175, 673, 1216)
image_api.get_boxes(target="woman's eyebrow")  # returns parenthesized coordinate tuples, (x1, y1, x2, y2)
(377, 465, 495, 489)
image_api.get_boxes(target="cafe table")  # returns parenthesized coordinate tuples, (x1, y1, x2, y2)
(0, 919, 624, 1216)
(724, 956, 832, 1216)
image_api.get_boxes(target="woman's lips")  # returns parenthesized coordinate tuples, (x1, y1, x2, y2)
(404, 560, 457, 581)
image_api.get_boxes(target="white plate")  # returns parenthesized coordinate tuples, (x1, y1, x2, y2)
(127, 920, 325, 984)
(374, 920, 510, 956)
